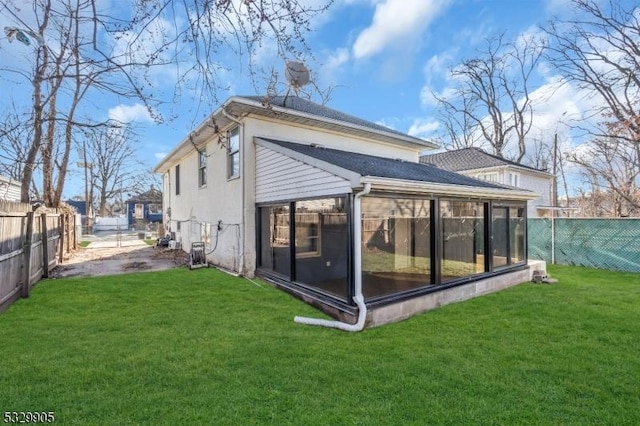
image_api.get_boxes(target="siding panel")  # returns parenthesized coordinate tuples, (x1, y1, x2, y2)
(255, 145, 351, 203)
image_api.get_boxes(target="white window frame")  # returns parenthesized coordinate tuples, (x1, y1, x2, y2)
(477, 172, 499, 182)
(227, 127, 240, 179)
(295, 212, 321, 258)
(198, 150, 207, 187)
(134, 203, 144, 219)
(508, 172, 520, 187)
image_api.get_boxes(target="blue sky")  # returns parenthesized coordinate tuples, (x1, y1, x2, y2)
(0, 0, 595, 197)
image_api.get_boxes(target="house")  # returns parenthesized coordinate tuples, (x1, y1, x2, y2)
(419, 148, 554, 218)
(154, 95, 542, 329)
(0, 175, 21, 202)
(125, 187, 163, 230)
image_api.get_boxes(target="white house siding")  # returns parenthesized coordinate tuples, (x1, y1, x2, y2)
(164, 131, 246, 274)
(255, 145, 352, 203)
(465, 167, 552, 218)
(0, 176, 21, 202)
(519, 171, 552, 218)
(243, 116, 421, 162)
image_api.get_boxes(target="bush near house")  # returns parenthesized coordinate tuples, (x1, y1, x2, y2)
(0, 266, 638, 425)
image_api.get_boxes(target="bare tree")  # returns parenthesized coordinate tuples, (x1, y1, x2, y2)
(544, 0, 640, 144)
(82, 125, 151, 217)
(1, 0, 334, 205)
(567, 133, 640, 216)
(433, 33, 544, 161)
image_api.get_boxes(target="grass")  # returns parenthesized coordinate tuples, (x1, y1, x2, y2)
(0, 265, 639, 425)
(143, 238, 157, 246)
(78, 240, 91, 248)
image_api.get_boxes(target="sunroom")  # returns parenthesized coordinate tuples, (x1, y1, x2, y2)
(255, 138, 537, 329)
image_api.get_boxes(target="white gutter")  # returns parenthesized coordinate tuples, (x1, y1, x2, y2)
(294, 183, 371, 332)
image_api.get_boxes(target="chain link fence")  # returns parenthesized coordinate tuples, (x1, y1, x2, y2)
(528, 218, 640, 272)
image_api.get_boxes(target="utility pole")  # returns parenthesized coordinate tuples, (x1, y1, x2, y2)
(552, 132, 559, 218)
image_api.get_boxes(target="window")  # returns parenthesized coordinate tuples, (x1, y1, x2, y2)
(259, 198, 349, 300)
(441, 200, 485, 281)
(477, 172, 499, 182)
(491, 204, 526, 269)
(508, 172, 520, 187)
(134, 203, 144, 219)
(148, 203, 160, 214)
(175, 165, 180, 195)
(227, 127, 240, 178)
(361, 196, 432, 299)
(198, 150, 207, 187)
(295, 212, 321, 258)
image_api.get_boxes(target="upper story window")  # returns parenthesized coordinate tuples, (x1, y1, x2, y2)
(227, 127, 240, 179)
(198, 150, 207, 187)
(508, 172, 520, 187)
(477, 172, 499, 182)
(175, 164, 180, 195)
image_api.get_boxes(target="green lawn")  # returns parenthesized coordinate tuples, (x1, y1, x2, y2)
(1, 265, 639, 425)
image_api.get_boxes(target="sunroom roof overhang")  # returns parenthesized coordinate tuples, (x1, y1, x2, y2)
(358, 176, 538, 201)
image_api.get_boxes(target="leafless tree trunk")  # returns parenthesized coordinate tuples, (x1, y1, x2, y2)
(2, 0, 333, 206)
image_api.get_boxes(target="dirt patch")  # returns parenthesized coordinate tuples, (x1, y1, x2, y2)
(51, 243, 190, 278)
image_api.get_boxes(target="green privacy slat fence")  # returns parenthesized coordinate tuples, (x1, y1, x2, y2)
(528, 218, 640, 272)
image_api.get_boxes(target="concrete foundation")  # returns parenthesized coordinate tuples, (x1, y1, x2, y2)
(367, 260, 546, 328)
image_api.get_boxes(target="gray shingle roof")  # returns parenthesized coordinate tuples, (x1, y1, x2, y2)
(262, 139, 508, 190)
(239, 95, 420, 141)
(420, 147, 546, 173)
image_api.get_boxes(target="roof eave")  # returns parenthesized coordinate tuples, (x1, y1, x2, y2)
(360, 176, 538, 201)
(228, 96, 439, 150)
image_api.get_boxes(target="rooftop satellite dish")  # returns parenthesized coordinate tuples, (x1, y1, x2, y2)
(284, 61, 310, 89)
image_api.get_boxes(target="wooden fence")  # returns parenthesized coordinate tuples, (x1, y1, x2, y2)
(0, 199, 77, 312)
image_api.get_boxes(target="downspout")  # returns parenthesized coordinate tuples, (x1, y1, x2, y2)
(294, 183, 372, 332)
(222, 108, 245, 275)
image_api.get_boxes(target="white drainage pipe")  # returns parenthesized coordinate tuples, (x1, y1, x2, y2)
(294, 183, 371, 332)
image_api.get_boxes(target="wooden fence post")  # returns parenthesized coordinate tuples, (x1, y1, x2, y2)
(42, 213, 49, 278)
(58, 213, 65, 263)
(66, 213, 70, 255)
(22, 211, 35, 298)
(72, 213, 77, 250)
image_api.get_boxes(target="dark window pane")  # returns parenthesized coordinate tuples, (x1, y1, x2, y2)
(259, 205, 290, 277)
(295, 198, 348, 300)
(441, 200, 485, 281)
(510, 206, 526, 263)
(492, 207, 509, 268)
(361, 196, 431, 299)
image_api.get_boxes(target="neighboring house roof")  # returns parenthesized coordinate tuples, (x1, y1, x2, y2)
(258, 138, 537, 201)
(155, 95, 438, 174)
(126, 188, 162, 204)
(65, 199, 89, 216)
(420, 147, 552, 176)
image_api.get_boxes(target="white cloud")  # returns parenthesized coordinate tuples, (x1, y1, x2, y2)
(408, 118, 439, 139)
(108, 103, 153, 123)
(352, 0, 452, 59)
(154, 152, 167, 160)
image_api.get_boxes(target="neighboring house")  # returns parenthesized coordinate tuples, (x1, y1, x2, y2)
(0, 175, 21, 202)
(125, 187, 163, 230)
(65, 199, 94, 232)
(154, 95, 539, 328)
(420, 148, 554, 218)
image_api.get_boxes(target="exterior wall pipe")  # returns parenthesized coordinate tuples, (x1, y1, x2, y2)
(294, 183, 372, 332)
